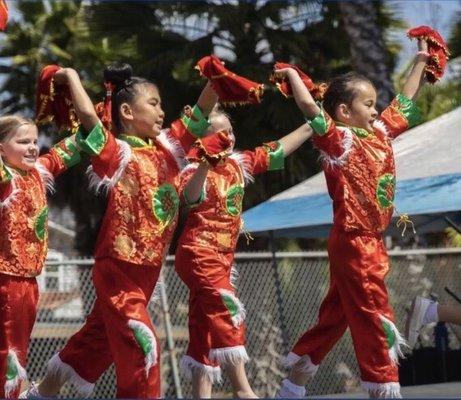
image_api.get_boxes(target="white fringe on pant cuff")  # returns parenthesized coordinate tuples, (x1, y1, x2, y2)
(5, 350, 27, 398)
(180, 355, 222, 384)
(209, 345, 249, 365)
(46, 354, 94, 398)
(283, 352, 319, 377)
(361, 381, 402, 398)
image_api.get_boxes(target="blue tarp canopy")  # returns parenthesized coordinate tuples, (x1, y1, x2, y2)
(243, 107, 461, 238)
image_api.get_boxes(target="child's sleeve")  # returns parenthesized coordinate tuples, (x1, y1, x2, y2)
(76, 121, 131, 193)
(177, 165, 206, 208)
(308, 107, 351, 159)
(240, 141, 285, 177)
(37, 135, 82, 178)
(378, 93, 421, 139)
(169, 104, 212, 153)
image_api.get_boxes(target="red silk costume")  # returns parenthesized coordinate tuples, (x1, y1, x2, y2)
(285, 94, 420, 397)
(175, 142, 284, 382)
(0, 137, 80, 398)
(47, 119, 198, 398)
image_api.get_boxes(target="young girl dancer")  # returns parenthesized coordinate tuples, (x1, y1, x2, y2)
(175, 108, 312, 398)
(34, 64, 222, 398)
(275, 39, 429, 398)
(0, 116, 81, 398)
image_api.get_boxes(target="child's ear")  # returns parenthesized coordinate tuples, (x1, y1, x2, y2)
(120, 102, 134, 121)
(337, 103, 350, 120)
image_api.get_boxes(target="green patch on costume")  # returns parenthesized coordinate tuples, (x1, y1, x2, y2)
(6, 354, 19, 381)
(221, 292, 239, 317)
(305, 106, 328, 135)
(34, 207, 49, 241)
(152, 183, 179, 228)
(226, 185, 244, 216)
(395, 93, 421, 128)
(376, 173, 395, 209)
(76, 122, 107, 156)
(119, 134, 150, 148)
(54, 137, 81, 168)
(382, 319, 396, 348)
(181, 104, 211, 138)
(351, 127, 371, 138)
(133, 326, 153, 355)
(264, 141, 284, 171)
(128, 319, 157, 376)
(0, 165, 13, 184)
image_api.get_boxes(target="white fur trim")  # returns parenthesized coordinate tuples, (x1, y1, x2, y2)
(209, 345, 249, 365)
(127, 319, 158, 377)
(229, 152, 254, 185)
(157, 129, 186, 170)
(4, 350, 27, 398)
(361, 381, 401, 398)
(218, 288, 246, 327)
(379, 315, 408, 364)
(35, 161, 55, 194)
(45, 354, 94, 397)
(149, 278, 165, 304)
(230, 265, 239, 289)
(283, 352, 319, 376)
(86, 139, 131, 195)
(318, 127, 353, 170)
(180, 355, 222, 384)
(373, 119, 391, 137)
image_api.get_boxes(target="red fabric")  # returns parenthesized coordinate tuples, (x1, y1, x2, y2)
(271, 62, 327, 100)
(186, 131, 233, 167)
(175, 246, 245, 365)
(408, 25, 450, 83)
(35, 65, 79, 133)
(0, 0, 8, 31)
(196, 55, 264, 105)
(0, 275, 39, 399)
(291, 227, 398, 384)
(59, 258, 161, 398)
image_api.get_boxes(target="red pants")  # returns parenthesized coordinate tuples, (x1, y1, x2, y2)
(55, 258, 161, 398)
(0, 274, 38, 399)
(289, 227, 403, 391)
(175, 245, 247, 380)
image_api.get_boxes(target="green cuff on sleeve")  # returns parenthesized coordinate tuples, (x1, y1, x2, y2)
(0, 165, 13, 184)
(75, 122, 107, 156)
(184, 186, 206, 208)
(264, 141, 285, 171)
(54, 137, 82, 168)
(395, 93, 421, 128)
(305, 106, 328, 135)
(181, 104, 211, 138)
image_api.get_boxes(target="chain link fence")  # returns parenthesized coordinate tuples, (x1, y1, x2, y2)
(28, 248, 461, 397)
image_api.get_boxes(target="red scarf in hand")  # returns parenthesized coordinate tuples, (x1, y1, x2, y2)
(196, 55, 264, 105)
(408, 25, 450, 83)
(187, 131, 233, 167)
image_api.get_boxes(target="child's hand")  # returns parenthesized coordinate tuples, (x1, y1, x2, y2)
(273, 67, 296, 80)
(417, 38, 429, 54)
(53, 68, 78, 85)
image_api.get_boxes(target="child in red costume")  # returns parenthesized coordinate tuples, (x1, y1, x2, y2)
(175, 108, 312, 398)
(275, 39, 429, 398)
(0, 116, 81, 398)
(34, 64, 221, 399)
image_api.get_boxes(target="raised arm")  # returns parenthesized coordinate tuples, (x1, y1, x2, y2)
(401, 39, 429, 100)
(53, 68, 100, 131)
(183, 162, 209, 205)
(196, 81, 219, 117)
(277, 123, 313, 157)
(273, 68, 321, 118)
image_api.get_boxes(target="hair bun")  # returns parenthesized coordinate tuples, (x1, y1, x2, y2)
(103, 63, 133, 87)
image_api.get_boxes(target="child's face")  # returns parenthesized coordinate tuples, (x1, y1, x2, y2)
(338, 81, 378, 132)
(123, 84, 165, 140)
(0, 124, 39, 171)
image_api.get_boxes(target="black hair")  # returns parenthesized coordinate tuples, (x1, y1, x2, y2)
(322, 72, 375, 118)
(103, 63, 157, 132)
